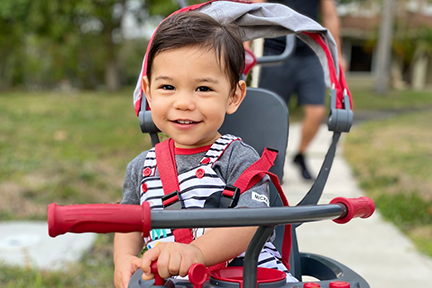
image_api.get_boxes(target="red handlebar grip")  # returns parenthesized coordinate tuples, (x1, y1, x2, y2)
(189, 263, 208, 288)
(330, 197, 375, 224)
(150, 262, 207, 287)
(47, 202, 151, 237)
(150, 262, 165, 285)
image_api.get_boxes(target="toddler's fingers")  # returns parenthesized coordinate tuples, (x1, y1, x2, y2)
(131, 257, 142, 269)
(120, 271, 132, 288)
(121, 277, 129, 288)
(155, 247, 171, 278)
(167, 251, 182, 276)
(141, 246, 160, 274)
(141, 272, 155, 281)
(179, 257, 194, 277)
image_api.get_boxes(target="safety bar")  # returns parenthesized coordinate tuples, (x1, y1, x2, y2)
(48, 197, 374, 288)
(48, 197, 374, 238)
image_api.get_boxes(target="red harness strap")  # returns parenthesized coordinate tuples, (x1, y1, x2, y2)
(155, 139, 194, 244)
(222, 147, 277, 196)
(154, 140, 291, 270)
(154, 139, 226, 272)
(154, 138, 179, 198)
(223, 148, 292, 270)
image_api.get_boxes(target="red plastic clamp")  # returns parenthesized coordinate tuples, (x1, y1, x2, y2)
(304, 282, 321, 287)
(329, 281, 350, 288)
(150, 262, 208, 288)
(243, 47, 257, 75)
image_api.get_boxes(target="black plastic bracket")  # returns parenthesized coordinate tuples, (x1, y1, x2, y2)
(138, 91, 160, 146)
(220, 185, 241, 208)
(327, 87, 353, 133)
(162, 190, 184, 210)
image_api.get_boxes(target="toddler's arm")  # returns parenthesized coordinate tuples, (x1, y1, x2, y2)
(113, 232, 144, 288)
(140, 226, 257, 279)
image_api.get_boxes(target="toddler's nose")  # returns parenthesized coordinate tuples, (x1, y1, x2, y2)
(173, 92, 196, 110)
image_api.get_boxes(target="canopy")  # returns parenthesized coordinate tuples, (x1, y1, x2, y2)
(133, 0, 351, 115)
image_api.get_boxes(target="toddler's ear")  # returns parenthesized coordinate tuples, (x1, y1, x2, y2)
(142, 76, 152, 108)
(227, 80, 246, 115)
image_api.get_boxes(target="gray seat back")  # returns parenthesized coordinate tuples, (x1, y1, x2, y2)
(140, 86, 290, 255)
(219, 87, 289, 253)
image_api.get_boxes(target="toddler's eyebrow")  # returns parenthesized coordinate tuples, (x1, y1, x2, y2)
(196, 77, 219, 84)
(154, 75, 173, 81)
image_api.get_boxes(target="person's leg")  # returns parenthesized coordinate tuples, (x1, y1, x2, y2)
(259, 47, 296, 102)
(292, 53, 326, 180)
(292, 105, 326, 179)
(299, 105, 326, 154)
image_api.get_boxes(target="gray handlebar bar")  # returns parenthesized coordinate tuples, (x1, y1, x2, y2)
(256, 34, 296, 66)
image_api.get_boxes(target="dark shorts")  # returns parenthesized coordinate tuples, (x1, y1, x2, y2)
(259, 47, 326, 106)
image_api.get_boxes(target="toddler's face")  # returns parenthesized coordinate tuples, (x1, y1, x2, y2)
(143, 46, 245, 149)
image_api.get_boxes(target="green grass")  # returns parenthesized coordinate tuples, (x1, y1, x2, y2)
(349, 86, 432, 111)
(288, 85, 432, 123)
(0, 89, 151, 220)
(343, 107, 432, 257)
(0, 89, 151, 287)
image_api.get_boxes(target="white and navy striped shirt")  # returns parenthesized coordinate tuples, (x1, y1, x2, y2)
(122, 134, 296, 282)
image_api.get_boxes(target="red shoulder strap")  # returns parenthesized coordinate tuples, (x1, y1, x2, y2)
(267, 172, 292, 270)
(154, 139, 194, 244)
(155, 138, 179, 195)
(154, 139, 227, 271)
(223, 148, 292, 270)
(222, 147, 276, 198)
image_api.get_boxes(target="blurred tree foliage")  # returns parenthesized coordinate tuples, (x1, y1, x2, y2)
(0, 0, 199, 92)
(0, 0, 358, 92)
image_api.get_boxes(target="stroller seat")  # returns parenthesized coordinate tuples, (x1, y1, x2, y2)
(47, 1, 373, 288)
(135, 83, 366, 286)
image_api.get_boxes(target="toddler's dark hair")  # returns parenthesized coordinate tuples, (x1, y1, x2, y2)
(146, 11, 245, 92)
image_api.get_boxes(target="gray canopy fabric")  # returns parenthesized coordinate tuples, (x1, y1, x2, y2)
(133, 0, 341, 114)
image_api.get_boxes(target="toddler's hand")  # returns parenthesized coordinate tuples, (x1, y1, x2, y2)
(114, 255, 142, 288)
(141, 242, 204, 280)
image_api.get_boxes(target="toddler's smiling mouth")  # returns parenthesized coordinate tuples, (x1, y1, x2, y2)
(174, 120, 198, 124)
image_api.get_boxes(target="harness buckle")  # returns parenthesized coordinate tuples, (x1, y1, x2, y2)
(221, 185, 241, 208)
(162, 190, 184, 210)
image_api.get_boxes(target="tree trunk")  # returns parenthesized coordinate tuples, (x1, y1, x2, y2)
(105, 58, 120, 91)
(412, 52, 428, 91)
(374, 0, 396, 95)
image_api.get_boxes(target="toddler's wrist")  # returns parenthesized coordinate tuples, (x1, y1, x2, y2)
(189, 243, 205, 265)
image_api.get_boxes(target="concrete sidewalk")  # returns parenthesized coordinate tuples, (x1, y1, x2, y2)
(283, 123, 432, 287)
(0, 221, 96, 270)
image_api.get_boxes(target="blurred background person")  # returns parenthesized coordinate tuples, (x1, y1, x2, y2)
(250, 0, 346, 180)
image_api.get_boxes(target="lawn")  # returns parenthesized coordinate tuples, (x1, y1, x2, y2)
(0, 89, 151, 219)
(0, 89, 151, 287)
(1, 86, 431, 286)
(291, 84, 432, 257)
(343, 108, 432, 258)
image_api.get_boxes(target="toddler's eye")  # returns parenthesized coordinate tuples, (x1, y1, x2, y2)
(197, 86, 212, 92)
(162, 85, 175, 90)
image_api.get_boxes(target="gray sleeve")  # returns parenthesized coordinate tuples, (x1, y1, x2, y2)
(120, 151, 148, 205)
(213, 141, 270, 208)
